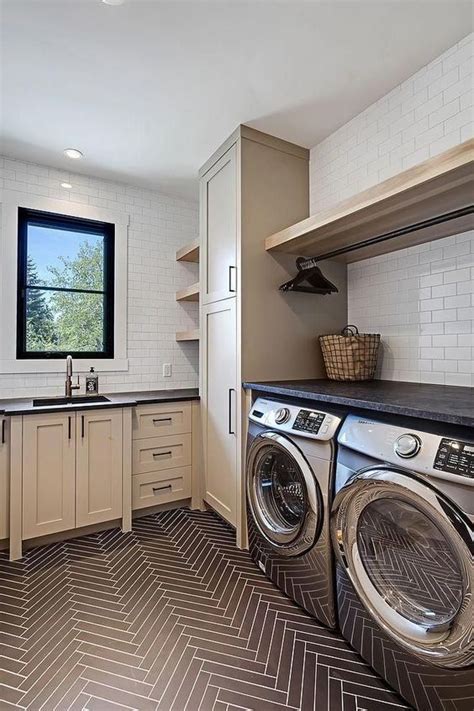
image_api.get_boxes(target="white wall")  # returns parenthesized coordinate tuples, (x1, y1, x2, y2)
(310, 33, 473, 386)
(0, 157, 199, 399)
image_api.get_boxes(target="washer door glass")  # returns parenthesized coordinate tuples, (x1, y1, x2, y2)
(248, 433, 321, 555)
(357, 498, 463, 628)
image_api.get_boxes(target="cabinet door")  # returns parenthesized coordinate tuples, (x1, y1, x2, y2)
(23, 413, 75, 539)
(0, 417, 9, 540)
(76, 408, 123, 527)
(202, 298, 238, 525)
(200, 143, 238, 305)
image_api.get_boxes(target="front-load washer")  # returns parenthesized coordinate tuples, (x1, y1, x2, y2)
(246, 396, 342, 628)
(332, 414, 474, 711)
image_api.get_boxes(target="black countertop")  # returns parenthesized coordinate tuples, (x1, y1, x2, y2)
(0, 388, 200, 416)
(243, 379, 474, 428)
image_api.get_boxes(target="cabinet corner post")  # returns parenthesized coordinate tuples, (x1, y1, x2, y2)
(9, 416, 23, 561)
(121, 408, 132, 533)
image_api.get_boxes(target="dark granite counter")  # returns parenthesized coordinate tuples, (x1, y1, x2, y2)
(0, 388, 200, 416)
(243, 379, 474, 428)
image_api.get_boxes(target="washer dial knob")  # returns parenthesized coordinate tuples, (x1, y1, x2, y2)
(394, 433, 422, 458)
(275, 407, 291, 424)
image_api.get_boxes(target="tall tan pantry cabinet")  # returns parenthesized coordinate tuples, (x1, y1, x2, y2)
(199, 126, 347, 544)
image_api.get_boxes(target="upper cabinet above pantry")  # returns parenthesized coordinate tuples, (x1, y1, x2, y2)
(200, 143, 238, 305)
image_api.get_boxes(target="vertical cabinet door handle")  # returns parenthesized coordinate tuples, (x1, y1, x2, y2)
(81, 415, 85, 438)
(68, 416, 71, 440)
(228, 388, 236, 435)
(228, 265, 236, 293)
(1, 419, 5, 445)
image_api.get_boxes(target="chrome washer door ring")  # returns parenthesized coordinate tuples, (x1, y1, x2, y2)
(331, 467, 474, 668)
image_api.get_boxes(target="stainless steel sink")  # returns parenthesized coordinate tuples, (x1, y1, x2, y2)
(32, 395, 111, 407)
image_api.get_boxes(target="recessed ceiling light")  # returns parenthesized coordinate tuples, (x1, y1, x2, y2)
(61, 182, 72, 189)
(102, 0, 125, 5)
(64, 148, 83, 160)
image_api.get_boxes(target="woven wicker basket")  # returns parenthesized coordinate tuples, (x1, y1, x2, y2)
(319, 325, 380, 381)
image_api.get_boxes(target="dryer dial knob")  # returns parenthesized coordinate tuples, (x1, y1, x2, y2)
(275, 407, 290, 425)
(394, 433, 421, 458)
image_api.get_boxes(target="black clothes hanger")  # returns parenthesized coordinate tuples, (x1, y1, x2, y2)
(279, 257, 339, 294)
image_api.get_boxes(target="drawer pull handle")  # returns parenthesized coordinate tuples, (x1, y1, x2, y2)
(153, 485, 172, 493)
(153, 418, 172, 423)
(153, 451, 172, 458)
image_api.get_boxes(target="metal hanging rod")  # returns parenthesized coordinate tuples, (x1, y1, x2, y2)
(298, 205, 474, 269)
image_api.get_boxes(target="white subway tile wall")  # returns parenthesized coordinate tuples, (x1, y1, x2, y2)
(347, 233, 473, 386)
(310, 33, 473, 386)
(0, 157, 199, 399)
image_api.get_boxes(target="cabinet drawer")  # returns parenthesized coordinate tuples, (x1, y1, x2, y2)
(132, 467, 191, 510)
(132, 434, 191, 475)
(133, 403, 191, 440)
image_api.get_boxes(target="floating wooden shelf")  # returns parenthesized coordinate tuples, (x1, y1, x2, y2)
(176, 329, 200, 342)
(176, 239, 200, 263)
(176, 282, 200, 302)
(265, 140, 474, 263)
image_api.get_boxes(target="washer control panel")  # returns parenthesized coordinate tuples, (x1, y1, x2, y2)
(249, 397, 341, 441)
(434, 438, 474, 479)
(293, 409, 326, 435)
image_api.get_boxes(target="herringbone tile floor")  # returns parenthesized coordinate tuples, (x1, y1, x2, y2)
(0, 509, 411, 711)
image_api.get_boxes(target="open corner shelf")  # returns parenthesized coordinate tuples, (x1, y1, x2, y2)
(176, 329, 200, 342)
(176, 282, 200, 302)
(265, 139, 474, 263)
(176, 239, 200, 263)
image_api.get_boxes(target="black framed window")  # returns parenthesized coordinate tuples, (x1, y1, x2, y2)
(17, 208, 115, 359)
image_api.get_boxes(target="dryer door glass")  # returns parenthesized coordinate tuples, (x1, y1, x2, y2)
(331, 467, 474, 667)
(247, 433, 321, 555)
(357, 498, 463, 628)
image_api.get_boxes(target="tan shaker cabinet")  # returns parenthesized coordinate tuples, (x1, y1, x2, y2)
(200, 143, 238, 305)
(201, 298, 238, 525)
(0, 417, 9, 540)
(76, 408, 123, 527)
(22, 412, 76, 539)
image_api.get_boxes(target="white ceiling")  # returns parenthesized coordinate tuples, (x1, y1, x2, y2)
(1, 0, 472, 201)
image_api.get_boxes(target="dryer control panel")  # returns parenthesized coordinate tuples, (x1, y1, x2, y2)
(249, 398, 341, 441)
(434, 438, 474, 479)
(293, 409, 326, 434)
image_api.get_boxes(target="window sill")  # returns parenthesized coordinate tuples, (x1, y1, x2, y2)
(0, 359, 129, 374)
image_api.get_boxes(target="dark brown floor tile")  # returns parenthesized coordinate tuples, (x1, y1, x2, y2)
(0, 509, 410, 711)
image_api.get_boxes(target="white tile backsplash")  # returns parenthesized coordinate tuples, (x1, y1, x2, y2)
(310, 33, 473, 386)
(0, 157, 199, 399)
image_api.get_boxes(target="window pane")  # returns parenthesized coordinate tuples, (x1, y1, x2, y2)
(26, 224, 105, 291)
(26, 289, 105, 353)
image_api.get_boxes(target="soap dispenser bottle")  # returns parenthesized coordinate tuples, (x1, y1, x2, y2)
(86, 367, 99, 395)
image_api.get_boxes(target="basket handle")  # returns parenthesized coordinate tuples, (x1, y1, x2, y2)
(342, 324, 359, 337)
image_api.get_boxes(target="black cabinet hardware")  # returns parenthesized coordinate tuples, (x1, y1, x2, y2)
(153, 418, 172, 423)
(228, 388, 236, 435)
(229, 265, 236, 293)
(68, 416, 72, 440)
(81, 415, 85, 438)
(152, 484, 172, 493)
(1, 420, 5, 445)
(153, 451, 172, 458)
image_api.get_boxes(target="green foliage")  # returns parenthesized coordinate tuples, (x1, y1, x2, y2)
(25, 256, 57, 351)
(26, 241, 105, 353)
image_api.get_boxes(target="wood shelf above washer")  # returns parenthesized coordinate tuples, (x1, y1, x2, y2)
(176, 282, 200, 302)
(176, 329, 200, 342)
(176, 239, 200, 263)
(265, 139, 474, 263)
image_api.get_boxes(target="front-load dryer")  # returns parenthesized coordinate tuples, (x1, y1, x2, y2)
(332, 414, 474, 711)
(246, 396, 342, 628)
